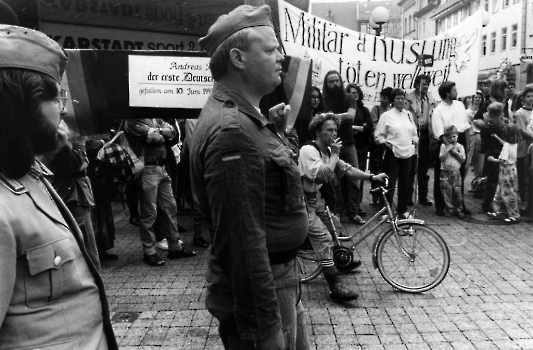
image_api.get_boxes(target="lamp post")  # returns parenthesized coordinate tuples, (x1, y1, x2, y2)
(370, 6, 390, 37)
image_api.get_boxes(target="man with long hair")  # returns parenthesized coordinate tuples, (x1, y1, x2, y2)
(322, 70, 365, 224)
(0, 25, 117, 349)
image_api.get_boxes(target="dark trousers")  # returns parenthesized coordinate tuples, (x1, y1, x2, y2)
(356, 151, 368, 204)
(408, 132, 431, 201)
(433, 132, 468, 214)
(382, 150, 413, 215)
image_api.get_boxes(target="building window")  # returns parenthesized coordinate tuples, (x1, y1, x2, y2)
(511, 24, 517, 48)
(482, 35, 487, 56)
(492, 0, 498, 12)
(503, 0, 510, 7)
(501, 27, 507, 50)
(484, 0, 489, 11)
(491, 32, 496, 53)
(404, 18, 407, 33)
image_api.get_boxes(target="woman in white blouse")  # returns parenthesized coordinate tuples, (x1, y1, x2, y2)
(374, 88, 419, 218)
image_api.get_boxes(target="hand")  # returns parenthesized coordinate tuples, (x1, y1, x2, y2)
(330, 138, 342, 155)
(373, 173, 388, 183)
(57, 120, 70, 147)
(269, 103, 292, 135)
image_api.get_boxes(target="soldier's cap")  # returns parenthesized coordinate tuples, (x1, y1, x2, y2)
(0, 24, 68, 83)
(199, 5, 273, 56)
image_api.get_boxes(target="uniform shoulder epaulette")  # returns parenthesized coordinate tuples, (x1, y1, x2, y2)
(220, 99, 240, 130)
(0, 173, 27, 195)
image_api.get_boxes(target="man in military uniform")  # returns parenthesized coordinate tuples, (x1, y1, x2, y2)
(0, 25, 117, 349)
(190, 5, 310, 349)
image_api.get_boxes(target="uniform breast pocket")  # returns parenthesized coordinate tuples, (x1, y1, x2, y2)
(269, 144, 304, 213)
(24, 237, 82, 308)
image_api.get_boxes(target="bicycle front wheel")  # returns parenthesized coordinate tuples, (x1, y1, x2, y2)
(375, 223, 450, 293)
(296, 246, 322, 283)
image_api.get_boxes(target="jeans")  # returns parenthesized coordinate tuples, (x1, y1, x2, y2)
(205, 261, 310, 350)
(440, 169, 463, 213)
(305, 191, 343, 271)
(139, 165, 181, 255)
(336, 144, 360, 215)
(382, 151, 413, 215)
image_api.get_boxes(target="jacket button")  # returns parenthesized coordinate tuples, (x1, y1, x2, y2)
(54, 256, 62, 266)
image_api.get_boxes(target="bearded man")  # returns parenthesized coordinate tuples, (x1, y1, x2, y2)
(322, 70, 365, 224)
(0, 25, 117, 349)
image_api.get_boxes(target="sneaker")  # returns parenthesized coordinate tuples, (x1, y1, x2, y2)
(444, 211, 452, 218)
(400, 212, 413, 219)
(167, 246, 196, 259)
(143, 253, 165, 266)
(155, 238, 169, 251)
(457, 211, 465, 218)
(349, 214, 366, 225)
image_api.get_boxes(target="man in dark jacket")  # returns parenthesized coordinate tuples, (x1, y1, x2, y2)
(190, 5, 310, 349)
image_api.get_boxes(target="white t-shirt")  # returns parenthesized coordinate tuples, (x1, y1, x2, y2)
(499, 142, 517, 165)
(432, 100, 471, 139)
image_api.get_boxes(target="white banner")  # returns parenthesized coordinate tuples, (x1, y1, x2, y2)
(279, 0, 482, 104)
(128, 56, 213, 108)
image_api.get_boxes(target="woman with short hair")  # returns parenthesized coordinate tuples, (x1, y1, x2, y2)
(374, 88, 418, 219)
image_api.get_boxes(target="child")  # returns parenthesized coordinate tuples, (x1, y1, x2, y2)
(439, 125, 466, 218)
(487, 124, 522, 223)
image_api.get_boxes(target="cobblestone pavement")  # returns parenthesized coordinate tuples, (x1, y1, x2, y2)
(102, 169, 533, 349)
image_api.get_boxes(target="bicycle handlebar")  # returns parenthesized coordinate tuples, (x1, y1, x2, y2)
(369, 177, 389, 195)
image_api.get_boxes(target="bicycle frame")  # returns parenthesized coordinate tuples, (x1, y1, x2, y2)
(327, 185, 425, 269)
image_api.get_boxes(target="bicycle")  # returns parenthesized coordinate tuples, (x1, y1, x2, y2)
(297, 179, 450, 293)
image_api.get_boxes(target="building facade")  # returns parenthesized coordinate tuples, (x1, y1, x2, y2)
(311, 1, 402, 38)
(397, 0, 530, 89)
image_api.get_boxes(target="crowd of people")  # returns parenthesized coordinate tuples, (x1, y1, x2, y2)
(1, 3, 533, 350)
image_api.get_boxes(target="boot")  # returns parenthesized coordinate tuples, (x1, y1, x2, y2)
(324, 273, 359, 302)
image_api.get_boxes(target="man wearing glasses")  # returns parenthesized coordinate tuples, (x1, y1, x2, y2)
(0, 25, 117, 349)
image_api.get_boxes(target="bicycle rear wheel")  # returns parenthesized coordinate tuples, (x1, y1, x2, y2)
(375, 223, 450, 293)
(296, 246, 322, 283)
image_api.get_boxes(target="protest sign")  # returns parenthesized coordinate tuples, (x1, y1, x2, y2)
(278, 0, 482, 103)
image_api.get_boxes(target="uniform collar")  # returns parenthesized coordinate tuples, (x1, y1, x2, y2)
(211, 81, 270, 128)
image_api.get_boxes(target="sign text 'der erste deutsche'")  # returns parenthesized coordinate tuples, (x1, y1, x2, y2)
(129, 55, 213, 109)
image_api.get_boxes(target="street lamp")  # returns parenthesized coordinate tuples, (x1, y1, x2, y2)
(370, 6, 390, 37)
